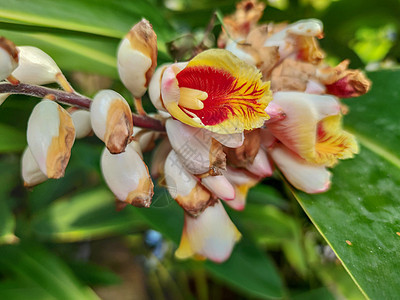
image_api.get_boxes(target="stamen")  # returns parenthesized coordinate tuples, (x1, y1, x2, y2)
(178, 87, 208, 110)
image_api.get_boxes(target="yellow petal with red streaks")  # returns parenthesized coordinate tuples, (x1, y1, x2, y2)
(166, 49, 271, 134)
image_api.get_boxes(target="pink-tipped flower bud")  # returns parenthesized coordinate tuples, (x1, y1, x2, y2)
(175, 200, 241, 263)
(21, 147, 48, 187)
(101, 143, 154, 207)
(90, 89, 133, 154)
(0, 37, 18, 80)
(27, 99, 75, 179)
(117, 19, 157, 98)
(12, 46, 61, 85)
(200, 175, 235, 201)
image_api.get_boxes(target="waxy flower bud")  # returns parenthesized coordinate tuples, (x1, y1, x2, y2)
(0, 37, 18, 81)
(27, 99, 75, 179)
(175, 200, 241, 263)
(70, 109, 92, 139)
(117, 19, 157, 98)
(101, 143, 154, 207)
(21, 147, 48, 187)
(164, 150, 211, 216)
(12, 46, 61, 85)
(222, 167, 259, 210)
(200, 175, 235, 201)
(90, 90, 133, 154)
(165, 119, 226, 176)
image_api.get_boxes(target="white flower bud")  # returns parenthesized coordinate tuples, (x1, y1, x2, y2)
(101, 143, 154, 207)
(27, 99, 75, 179)
(117, 19, 157, 98)
(12, 46, 61, 85)
(0, 37, 18, 81)
(175, 200, 241, 263)
(164, 150, 211, 216)
(21, 147, 48, 187)
(165, 119, 226, 176)
(70, 109, 92, 139)
(90, 89, 133, 154)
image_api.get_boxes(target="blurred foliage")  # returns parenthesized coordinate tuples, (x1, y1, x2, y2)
(0, 0, 399, 299)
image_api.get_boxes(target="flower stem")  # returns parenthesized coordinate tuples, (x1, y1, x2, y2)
(0, 82, 165, 132)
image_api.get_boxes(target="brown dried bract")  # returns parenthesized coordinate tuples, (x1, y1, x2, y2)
(271, 58, 317, 91)
(127, 19, 158, 87)
(46, 105, 75, 179)
(0, 36, 18, 63)
(208, 138, 226, 176)
(176, 184, 212, 217)
(224, 129, 260, 168)
(218, 0, 265, 46)
(126, 175, 154, 208)
(104, 100, 133, 154)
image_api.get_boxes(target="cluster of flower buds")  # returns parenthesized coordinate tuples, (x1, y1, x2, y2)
(2, 0, 371, 264)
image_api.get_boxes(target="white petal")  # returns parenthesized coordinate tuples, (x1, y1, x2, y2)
(269, 144, 331, 193)
(21, 147, 48, 187)
(12, 46, 60, 85)
(225, 40, 257, 65)
(201, 175, 235, 201)
(246, 148, 273, 177)
(176, 201, 241, 262)
(210, 131, 244, 148)
(70, 110, 91, 139)
(101, 143, 153, 207)
(287, 19, 323, 37)
(149, 63, 170, 111)
(165, 119, 213, 175)
(267, 92, 340, 158)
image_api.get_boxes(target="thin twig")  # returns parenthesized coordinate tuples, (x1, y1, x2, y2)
(0, 83, 165, 132)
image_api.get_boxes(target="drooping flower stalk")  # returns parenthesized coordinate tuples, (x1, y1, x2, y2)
(0, 82, 165, 131)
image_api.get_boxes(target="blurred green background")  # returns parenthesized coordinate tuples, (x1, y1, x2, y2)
(0, 0, 400, 299)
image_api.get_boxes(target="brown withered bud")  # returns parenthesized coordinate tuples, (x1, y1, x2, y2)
(0, 36, 19, 81)
(224, 129, 261, 168)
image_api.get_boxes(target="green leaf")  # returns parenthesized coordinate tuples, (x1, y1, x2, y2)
(205, 239, 284, 299)
(0, 123, 26, 153)
(31, 188, 144, 242)
(0, 242, 99, 300)
(0, 0, 173, 41)
(0, 157, 20, 244)
(291, 69, 400, 298)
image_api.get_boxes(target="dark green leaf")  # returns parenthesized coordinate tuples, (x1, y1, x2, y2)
(0, 123, 25, 153)
(291, 69, 400, 298)
(0, 242, 99, 299)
